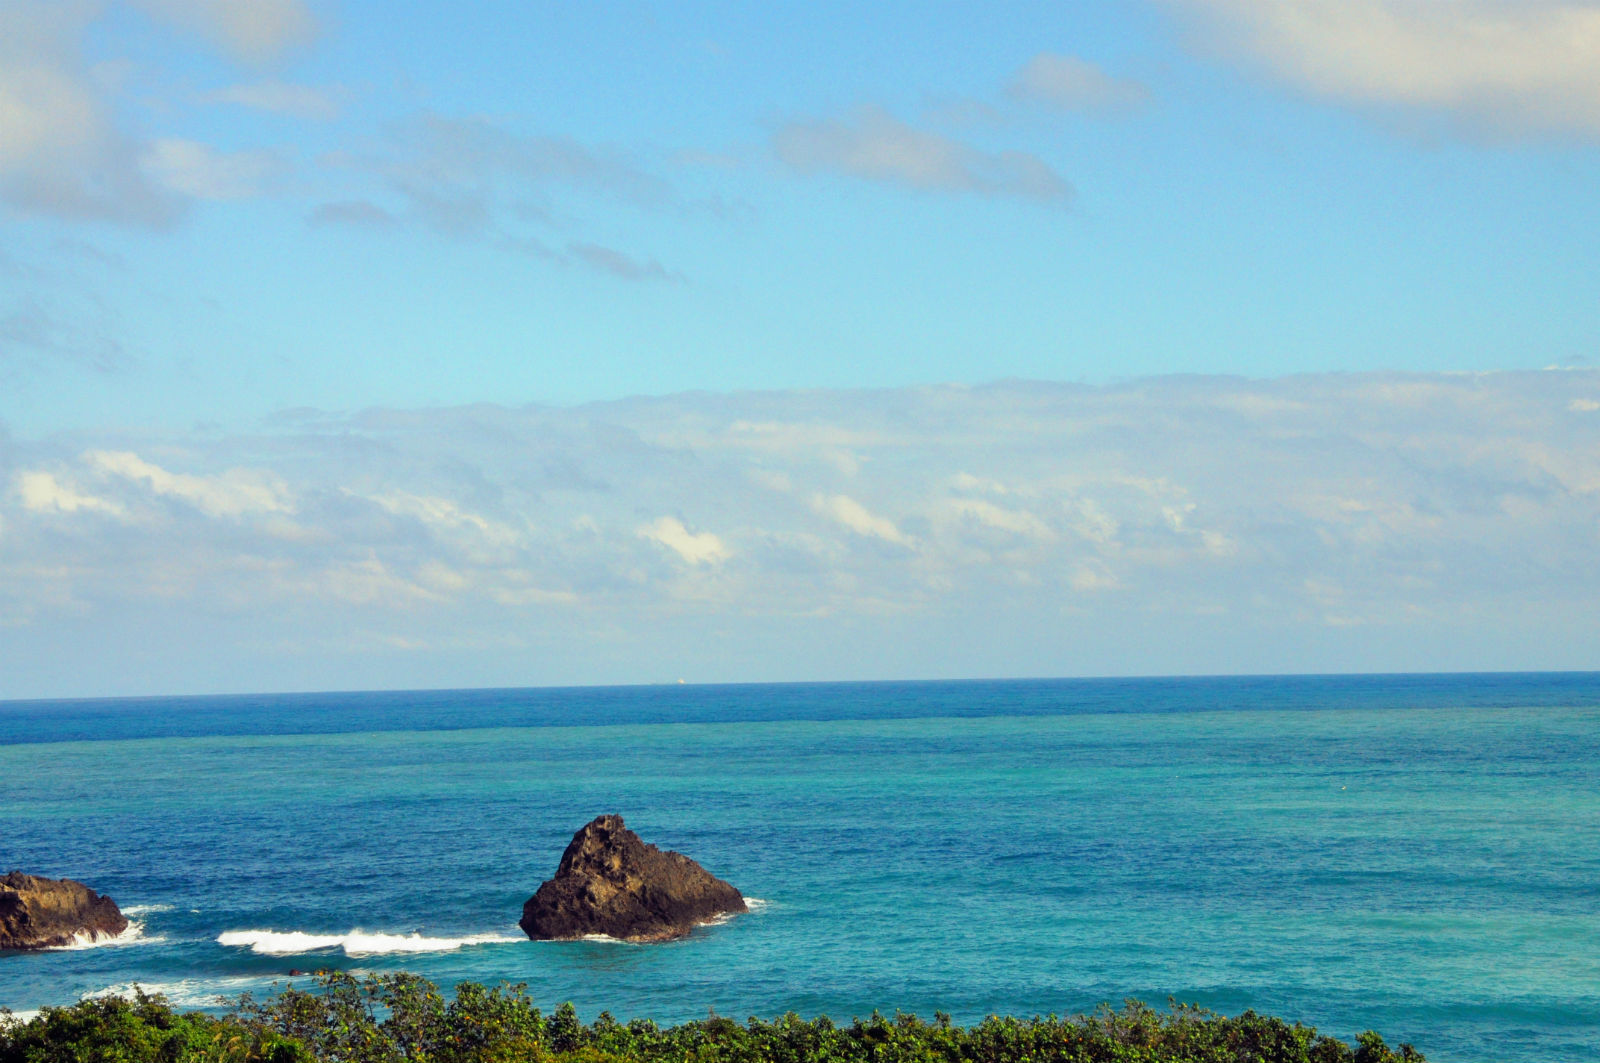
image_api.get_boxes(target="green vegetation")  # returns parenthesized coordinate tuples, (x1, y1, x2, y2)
(1, 972, 1424, 1063)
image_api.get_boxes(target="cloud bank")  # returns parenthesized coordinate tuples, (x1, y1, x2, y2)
(2, 371, 1598, 697)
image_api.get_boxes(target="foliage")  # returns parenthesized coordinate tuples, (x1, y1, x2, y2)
(1, 973, 1425, 1063)
(0, 989, 306, 1063)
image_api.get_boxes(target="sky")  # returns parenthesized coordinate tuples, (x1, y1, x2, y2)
(2, 0, 1599, 697)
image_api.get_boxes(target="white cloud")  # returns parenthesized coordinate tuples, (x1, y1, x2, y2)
(1065, 498, 1121, 547)
(813, 494, 916, 547)
(14, 471, 124, 516)
(130, 0, 318, 63)
(1172, 0, 1600, 138)
(0, 2, 177, 224)
(1069, 564, 1120, 592)
(5, 372, 1600, 694)
(142, 139, 283, 200)
(490, 585, 581, 606)
(315, 555, 440, 607)
(1570, 398, 1600, 412)
(773, 105, 1073, 203)
(951, 472, 1012, 495)
(370, 492, 522, 549)
(638, 516, 730, 565)
(947, 497, 1054, 539)
(86, 450, 290, 517)
(1008, 54, 1151, 113)
(0, 1, 312, 224)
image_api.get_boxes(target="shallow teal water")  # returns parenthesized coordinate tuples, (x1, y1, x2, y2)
(2, 677, 1598, 1061)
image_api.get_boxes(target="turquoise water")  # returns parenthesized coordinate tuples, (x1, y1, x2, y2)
(2, 676, 1598, 1061)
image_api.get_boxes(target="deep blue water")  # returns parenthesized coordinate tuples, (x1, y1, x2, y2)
(2, 675, 1598, 1062)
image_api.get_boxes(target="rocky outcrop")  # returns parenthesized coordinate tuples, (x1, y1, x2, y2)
(0, 871, 129, 951)
(520, 815, 746, 942)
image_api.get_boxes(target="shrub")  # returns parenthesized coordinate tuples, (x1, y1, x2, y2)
(3, 974, 1424, 1063)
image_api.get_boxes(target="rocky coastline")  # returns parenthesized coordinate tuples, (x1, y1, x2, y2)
(0, 871, 129, 951)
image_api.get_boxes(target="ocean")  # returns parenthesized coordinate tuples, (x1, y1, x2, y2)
(2, 675, 1597, 1061)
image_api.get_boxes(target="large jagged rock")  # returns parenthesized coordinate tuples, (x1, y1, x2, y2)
(0, 871, 129, 951)
(521, 815, 746, 942)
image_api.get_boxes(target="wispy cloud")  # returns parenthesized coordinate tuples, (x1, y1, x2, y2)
(340, 112, 679, 221)
(773, 105, 1073, 203)
(0, 300, 130, 375)
(87, 450, 292, 518)
(566, 242, 680, 283)
(1008, 54, 1151, 114)
(142, 139, 285, 200)
(312, 113, 685, 278)
(308, 200, 399, 228)
(204, 80, 342, 120)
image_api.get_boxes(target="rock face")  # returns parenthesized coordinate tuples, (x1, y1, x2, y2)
(520, 815, 746, 942)
(0, 871, 129, 951)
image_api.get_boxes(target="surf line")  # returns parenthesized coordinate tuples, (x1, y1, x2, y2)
(216, 929, 523, 957)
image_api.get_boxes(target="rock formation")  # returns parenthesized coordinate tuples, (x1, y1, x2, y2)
(0, 871, 129, 950)
(520, 815, 746, 942)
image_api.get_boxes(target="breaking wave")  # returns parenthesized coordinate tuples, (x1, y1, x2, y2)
(86, 976, 273, 1008)
(55, 920, 163, 950)
(216, 929, 523, 957)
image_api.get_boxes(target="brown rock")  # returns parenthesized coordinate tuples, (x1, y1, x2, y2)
(520, 815, 746, 942)
(0, 871, 129, 951)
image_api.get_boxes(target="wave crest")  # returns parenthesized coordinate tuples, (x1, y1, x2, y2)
(216, 929, 523, 957)
(56, 920, 164, 950)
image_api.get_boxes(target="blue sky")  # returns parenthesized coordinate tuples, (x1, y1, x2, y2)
(3, 1, 1600, 695)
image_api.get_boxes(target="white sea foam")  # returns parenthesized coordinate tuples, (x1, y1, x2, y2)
(1, 1010, 42, 1026)
(121, 904, 175, 916)
(216, 929, 523, 957)
(86, 976, 272, 1008)
(696, 898, 767, 927)
(574, 933, 636, 945)
(55, 920, 165, 950)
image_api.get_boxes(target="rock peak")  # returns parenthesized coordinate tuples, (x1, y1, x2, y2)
(521, 815, 746, 942)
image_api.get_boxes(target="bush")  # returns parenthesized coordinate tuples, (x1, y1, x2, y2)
(0, 989, 307, 1063)
(2, 974, 1423, 1063)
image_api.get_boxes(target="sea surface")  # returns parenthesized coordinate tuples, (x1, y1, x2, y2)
(2, 675, 1598, 1062)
